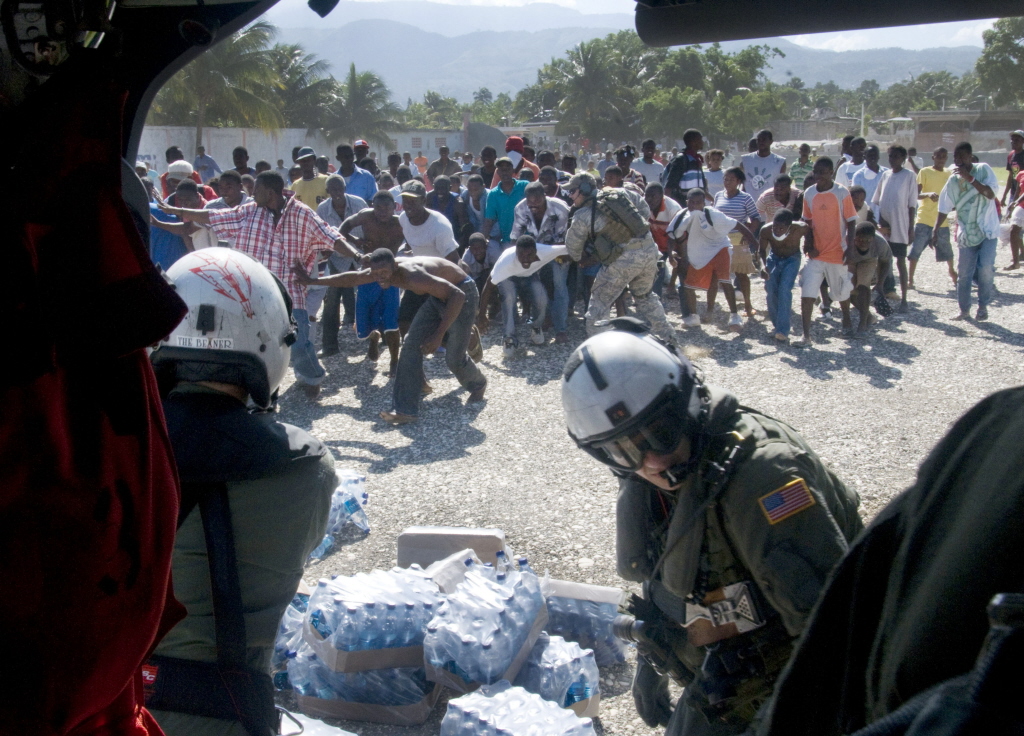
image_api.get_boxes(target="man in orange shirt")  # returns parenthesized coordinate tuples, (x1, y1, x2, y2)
(413, 150, 429, 176)
(797, 156, 858, 347)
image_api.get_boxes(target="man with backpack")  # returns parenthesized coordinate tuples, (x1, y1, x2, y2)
(564, 172, 678, 346)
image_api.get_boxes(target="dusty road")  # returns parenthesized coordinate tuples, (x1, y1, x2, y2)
(277, 252, 1024, 735)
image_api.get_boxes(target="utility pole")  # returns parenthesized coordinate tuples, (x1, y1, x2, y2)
(861, 102, 865, 138)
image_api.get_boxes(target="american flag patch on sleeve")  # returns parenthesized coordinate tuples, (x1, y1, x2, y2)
(759, 479, 816, 524)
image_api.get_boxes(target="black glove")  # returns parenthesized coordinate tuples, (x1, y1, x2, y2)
(632, 654, 674, 728)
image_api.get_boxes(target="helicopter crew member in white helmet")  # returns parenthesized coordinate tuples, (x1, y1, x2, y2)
(146, 248, 336, 736)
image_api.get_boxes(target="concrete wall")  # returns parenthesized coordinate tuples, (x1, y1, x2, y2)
(139, 126, 466, 175)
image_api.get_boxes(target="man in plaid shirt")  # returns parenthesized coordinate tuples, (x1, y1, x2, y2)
(160, 171, 361, 399)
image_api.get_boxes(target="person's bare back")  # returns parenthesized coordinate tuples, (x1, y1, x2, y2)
(389, 256, 468, 297)
(292, 254, 467, 303)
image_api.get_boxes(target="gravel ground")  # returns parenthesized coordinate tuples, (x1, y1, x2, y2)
(275, 252, 1024, 735)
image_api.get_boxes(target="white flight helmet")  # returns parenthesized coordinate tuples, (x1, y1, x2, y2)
(151, 249, 296, 409)
(561, 321, 706, 476)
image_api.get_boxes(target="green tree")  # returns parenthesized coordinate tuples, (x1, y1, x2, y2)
(977, 17, 1024, 107)
(549, 40, 634, 140)
(148, 20, 283, 151)
(657, 47, 707, 93)
(268, 43, 336, 132)
(473, 87, 493, 105)
(321, 63, 403, 147)
(636, 87, 709, 140)
(711, 87, 786, 142)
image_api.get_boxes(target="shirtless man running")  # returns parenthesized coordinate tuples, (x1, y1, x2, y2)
(339, 190, 406, 373)
(293, 250, 487, 424)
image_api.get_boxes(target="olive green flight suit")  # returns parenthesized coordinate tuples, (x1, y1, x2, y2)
(617, 386, 863, 735)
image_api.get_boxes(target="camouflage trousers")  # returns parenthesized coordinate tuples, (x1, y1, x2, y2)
(586, 238, 678, 346)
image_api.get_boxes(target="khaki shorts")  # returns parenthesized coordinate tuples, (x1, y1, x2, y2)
(729, 232, 755, 274)
(852, 258, 878, 288)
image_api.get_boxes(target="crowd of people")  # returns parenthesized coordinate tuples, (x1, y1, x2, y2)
(143, 126, 1016, 419)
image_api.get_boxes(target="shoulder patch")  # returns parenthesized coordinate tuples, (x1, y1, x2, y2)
(759, 478, 815, 524)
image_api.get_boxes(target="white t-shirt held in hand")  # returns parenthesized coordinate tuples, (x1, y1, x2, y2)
(489, 244, 567, 284)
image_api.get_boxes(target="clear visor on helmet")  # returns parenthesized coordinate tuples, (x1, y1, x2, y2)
(585, 398, 691, 471)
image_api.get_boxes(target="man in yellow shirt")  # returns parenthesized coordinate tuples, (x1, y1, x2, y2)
(290, 146, 330, 207)
(909, 147, 957, 289)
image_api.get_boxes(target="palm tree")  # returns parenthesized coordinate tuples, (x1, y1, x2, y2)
(268, 43, 336, 132)
(421, 91, 461, 129)
(473, 87, 493, 105)
(149, 20, 284, 151)
(321, 63, 403, 148)
(550, 41, 631, 140)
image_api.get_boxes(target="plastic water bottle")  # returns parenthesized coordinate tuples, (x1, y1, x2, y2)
(334, 605, 361, 652)
(308, 534, 334, 560)
(358, 602, 379, 650)
(381, 602, 399, 647)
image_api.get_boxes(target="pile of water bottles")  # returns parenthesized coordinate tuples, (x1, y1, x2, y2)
(306, 567, 444, 650)
(307, 470, 370, 562)
(544, 594, 627, 666)
(272, 591, 310, 689)
(439, 681, 597, 736)
(424, 554, 545, 685)
(514, 633, 599, 709)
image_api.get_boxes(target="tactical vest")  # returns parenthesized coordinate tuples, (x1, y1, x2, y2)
(586, 188, 650, 265)
(646, 425, 800, 728)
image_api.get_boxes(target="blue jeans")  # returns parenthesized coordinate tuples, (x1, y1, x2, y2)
(765, 252, 801, 337)
(290, 308, 326, 386)
(499, 274, 548, 339)
(549, 260, 570, 333)
(957, 238, 996, 314)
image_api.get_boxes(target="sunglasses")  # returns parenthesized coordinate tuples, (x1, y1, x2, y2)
(567, 188, 579, 196)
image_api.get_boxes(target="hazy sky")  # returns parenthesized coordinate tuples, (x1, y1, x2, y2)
(341, 0, 995, 51)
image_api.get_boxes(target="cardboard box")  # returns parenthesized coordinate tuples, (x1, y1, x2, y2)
(569, 692, 601, 719)
(425, 604, 549, 694)
(296, 682, 442, 726)
(397, 526, 508, 568)
(542, 578, 626, 607)
(302, 621, 424, 673)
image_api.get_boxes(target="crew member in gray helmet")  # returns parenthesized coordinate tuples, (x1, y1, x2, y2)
(560, 318, 863, 735)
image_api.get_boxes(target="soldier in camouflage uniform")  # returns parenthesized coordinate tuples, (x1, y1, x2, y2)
(564, 172, 678, 346)
(561, 323, 863, 735)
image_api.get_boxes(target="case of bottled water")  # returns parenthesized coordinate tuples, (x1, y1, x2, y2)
(303, 567, 444, 671)
(543, 578, 628, 666)
(513, 633, 600, 716)
(307, 470, 370, 563)
(439, 680, 597, 736)
(288, 639, 441, 726)
(424, 555, 547, 691)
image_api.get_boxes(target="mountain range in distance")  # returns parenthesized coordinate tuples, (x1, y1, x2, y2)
(271, 2, 981, 105)
(264, 0, 635, 33)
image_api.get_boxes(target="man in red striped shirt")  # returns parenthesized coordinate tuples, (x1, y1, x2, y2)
(160, 171, 362, 399)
